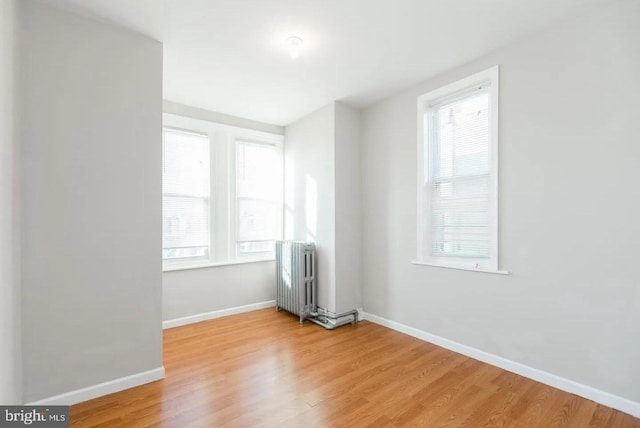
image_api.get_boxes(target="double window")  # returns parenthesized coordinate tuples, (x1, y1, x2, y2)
(417, 66, 500, 272)
(162, 114, 283, 270)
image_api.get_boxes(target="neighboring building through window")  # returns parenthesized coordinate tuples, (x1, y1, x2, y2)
(417, 66, 500, 272)
(162, 114, 283, 270)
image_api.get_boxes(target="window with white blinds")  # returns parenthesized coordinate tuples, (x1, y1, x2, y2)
(162, 129, 210, 261)
(417, 66, 499, 272)
(162, 114, 283, 270)
(235, 140, 282, 257)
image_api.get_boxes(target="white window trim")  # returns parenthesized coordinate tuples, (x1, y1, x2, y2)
(163, 258, 276, 273)
(162, 113, 283, 272)
(415, 65, 507, 274)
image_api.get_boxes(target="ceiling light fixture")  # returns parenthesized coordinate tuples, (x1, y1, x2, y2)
(286, 36, 303, 59)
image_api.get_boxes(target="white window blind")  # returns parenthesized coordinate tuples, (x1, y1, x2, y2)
(236, 140, 281, 256)
(429, 89, 490, 258)
(417, 66, 499, 272)
(162, 128, 210, 261)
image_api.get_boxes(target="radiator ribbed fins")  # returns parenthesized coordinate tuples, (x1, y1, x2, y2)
(275, 240, 316, 323)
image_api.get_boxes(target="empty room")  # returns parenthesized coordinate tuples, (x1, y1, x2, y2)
(1, 0, 639, 426)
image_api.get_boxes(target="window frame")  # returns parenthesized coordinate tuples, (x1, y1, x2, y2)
(162, 113, 284, 272)
(415, 65, 505, 274)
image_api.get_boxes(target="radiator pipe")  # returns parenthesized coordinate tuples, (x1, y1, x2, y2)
(307, 308, 359, 330)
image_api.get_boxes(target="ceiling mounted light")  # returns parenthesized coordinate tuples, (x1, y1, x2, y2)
(286, 36, 303, 59)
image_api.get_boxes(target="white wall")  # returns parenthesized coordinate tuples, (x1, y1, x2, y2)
(20, 1, 163, 402)
(163, 263, 276, 321)
(361, 1, 640, 403)
(163, 101, 284, 136)
(0, 0, 21, 405)
(334, 102, 362, 314)
(284, 102, 363, 314)
(285, 103, 337, 311)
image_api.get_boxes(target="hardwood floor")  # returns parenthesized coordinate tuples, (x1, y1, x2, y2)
(71, 309, 640, 427)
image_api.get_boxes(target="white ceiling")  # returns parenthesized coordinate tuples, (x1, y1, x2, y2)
(42, 0, 602, 126)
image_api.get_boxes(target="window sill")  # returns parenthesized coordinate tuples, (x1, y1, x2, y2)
(411, 261, 509, 275)
(163, 258, 275, 273)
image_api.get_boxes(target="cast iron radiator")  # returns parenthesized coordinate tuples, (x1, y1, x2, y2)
(275, 240, 316, 323)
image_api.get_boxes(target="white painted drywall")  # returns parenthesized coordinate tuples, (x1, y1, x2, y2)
(361, 1, 640, 403)
(163, 262, 276, 321)
(334, 102, 362, 314)
(284, 103, 337, 312)
(0, 0, 21, 405)
(20, 1, 163, 402)
(163, 101, 285, 136)
(284, 102, 363, 314)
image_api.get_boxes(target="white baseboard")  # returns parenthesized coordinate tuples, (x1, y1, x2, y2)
(362, 311, 640, 418)
(28, 366, 165, 406)
(163, 300, 276, 330)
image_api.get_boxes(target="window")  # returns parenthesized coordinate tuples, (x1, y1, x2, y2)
(162, 114, 283, 270)
(416, 66, 500, 272)
(162, 129, 210, 261)
(235, 141, 281, 257)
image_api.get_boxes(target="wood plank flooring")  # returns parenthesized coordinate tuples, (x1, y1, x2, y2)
(70, 308, 640, 427)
